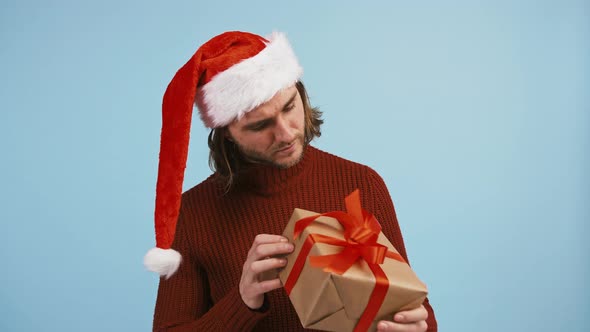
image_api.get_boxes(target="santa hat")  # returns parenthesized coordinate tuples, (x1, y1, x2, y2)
(143, 31, 303, 278)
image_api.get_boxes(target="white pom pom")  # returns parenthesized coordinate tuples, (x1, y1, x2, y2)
(144, 247, 182, 279)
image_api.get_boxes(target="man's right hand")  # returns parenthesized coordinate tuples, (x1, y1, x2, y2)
(239, 234, 294, 309)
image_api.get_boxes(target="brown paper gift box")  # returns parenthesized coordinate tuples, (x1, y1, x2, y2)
(278, 208, 428, 332)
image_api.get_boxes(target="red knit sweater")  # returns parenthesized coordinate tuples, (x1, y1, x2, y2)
(153, 146, 437, 331)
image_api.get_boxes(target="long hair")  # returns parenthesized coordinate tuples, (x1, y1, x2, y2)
(207, 81, 323, 192)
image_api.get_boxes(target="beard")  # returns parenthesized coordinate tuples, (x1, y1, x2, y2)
(233, 134, 305, 169)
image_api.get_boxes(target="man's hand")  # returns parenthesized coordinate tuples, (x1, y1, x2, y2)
(377, 305, 428, 332)
(239, 234, 294, 309)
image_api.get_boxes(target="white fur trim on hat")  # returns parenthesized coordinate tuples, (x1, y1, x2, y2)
(144, 247, 182, 279)
(196, 32, 303, 128)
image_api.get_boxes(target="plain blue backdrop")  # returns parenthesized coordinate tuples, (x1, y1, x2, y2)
(1, 1, 588, 331)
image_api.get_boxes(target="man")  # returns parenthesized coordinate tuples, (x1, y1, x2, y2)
(145, 31, 437, 331)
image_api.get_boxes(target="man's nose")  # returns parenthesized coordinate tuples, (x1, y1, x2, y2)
(274, 116, 295, 142)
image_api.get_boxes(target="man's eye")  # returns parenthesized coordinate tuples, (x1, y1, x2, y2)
(284, 104, 295, 112)
(249, 123, 267, 131)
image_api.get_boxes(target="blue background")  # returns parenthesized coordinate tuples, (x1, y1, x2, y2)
(1, 0, 588, 331)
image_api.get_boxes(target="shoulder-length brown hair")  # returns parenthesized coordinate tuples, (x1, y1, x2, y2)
(207, 81, 323, 191)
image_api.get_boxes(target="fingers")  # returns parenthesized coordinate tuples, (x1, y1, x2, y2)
(249, 257, 288, 275)
(250, 242, 294, 261)
(252, 278, 283, 294)
(240, 234, 294, 309)
(376, 320, 428, 332)
(394, 305, 428, 323)
(247, 234, 293, 260)
(240, 277, 283, 308)
(243, 235, 293, 284)
(376, 305, 428, 332)
(252, 234, 289, 246)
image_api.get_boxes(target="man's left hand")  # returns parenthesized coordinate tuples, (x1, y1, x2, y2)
(376, 305, 428, 332)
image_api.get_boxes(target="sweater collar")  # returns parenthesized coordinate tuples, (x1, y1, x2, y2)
(231, 145, 316, 195)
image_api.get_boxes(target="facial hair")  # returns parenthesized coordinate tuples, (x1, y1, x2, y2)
(233, 134, 305, 169)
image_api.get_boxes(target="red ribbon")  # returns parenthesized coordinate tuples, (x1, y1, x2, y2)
(284, 190, 406, 332)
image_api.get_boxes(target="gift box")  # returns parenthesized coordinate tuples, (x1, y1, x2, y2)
(278, 190, 428, 332)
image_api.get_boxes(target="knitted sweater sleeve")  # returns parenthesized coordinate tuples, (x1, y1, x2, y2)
(152, 197, 269, 331)
(364, 167, 438, 332)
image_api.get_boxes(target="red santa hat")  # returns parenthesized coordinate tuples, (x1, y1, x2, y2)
(144, 31, 303, 278)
